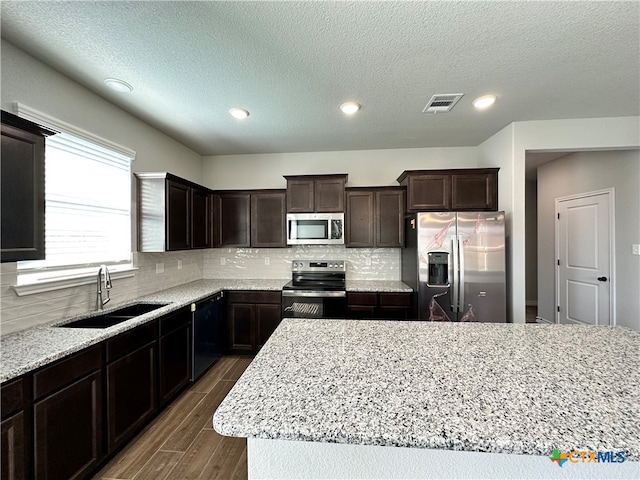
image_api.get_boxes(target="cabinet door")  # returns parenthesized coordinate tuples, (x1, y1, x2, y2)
(376, 189, 404, 247)
(315, 177, 345, 212)
(451, 172, 498, 211)
(218, 194, 251, 247)
(166, 180, 191, 250)
(191, 187, 211, 248)
(256, 303, 282, 349)
(286, 179, 315, 213)
(1, 413, 25, 480)
(159, 323, 191, 406)
(0, 123, 45, 262)
(345, 190, 374, 247)
(407, 174, 450, 211)
(34, 371, 102, 480)
(227, 303, 256, 352)
(251, 192, 286, 247)
(106, 342, 156, 453)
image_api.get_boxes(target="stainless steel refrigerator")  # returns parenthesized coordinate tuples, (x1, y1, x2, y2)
(402, 211, 506, 322)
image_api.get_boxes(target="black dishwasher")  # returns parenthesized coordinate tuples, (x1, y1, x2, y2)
(191, 292, 224, 381)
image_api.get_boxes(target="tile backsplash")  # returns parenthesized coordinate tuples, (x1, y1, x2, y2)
(202, 246, 401, 280)
(1, 246, 400, 335)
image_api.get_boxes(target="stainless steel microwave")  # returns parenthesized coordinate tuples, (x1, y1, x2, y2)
(286, 213, 344, 245)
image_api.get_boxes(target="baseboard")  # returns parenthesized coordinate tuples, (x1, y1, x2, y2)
(536, 316, 554, 324)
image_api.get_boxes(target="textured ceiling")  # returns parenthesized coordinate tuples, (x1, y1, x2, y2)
(1, 1, 639, 156)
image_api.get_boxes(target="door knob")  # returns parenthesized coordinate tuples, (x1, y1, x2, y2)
(597, 276, 608, 282)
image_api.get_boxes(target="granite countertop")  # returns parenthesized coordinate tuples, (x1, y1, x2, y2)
(213, 319, 640, 460)
(0, 278, 287, 383)
(0, 279, 414, 383)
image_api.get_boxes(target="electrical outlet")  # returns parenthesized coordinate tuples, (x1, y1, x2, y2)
(632, 244, 640, 256)
(220, 257, 226, 266)
(156, 263, 164, 274)
(264, 257, 270, 266)
(177, 259, 183, 270)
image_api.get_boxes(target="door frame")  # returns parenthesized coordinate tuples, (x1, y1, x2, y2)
(554, 188, 616, 325)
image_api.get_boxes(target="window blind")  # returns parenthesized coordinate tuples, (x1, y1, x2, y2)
(19, 131, 132, 271)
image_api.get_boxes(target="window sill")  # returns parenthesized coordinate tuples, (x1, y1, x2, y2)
(12, 267, 138, 297)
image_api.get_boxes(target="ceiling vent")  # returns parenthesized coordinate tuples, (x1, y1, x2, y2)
(422, 93, 464, 114)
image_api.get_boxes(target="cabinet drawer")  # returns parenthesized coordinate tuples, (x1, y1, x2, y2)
(33, 345, 102, 400)
(1, 377, 27, 420)
(159, 308, 191, 336)
(347, 292, 377, 305)
(106, 322, 157, 363)
(379, 293, 411, 306)
(227, 290, 281, 304)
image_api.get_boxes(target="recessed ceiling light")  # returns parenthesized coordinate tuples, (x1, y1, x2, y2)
(340, 101, 361, 115)
(472, 95, 497, 110)
(229, 107, 250, 120)
(104, 78, 133, 93)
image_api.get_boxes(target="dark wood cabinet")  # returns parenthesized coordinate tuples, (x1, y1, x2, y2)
(214, 190, 286, 248)
(158, 309, 192, 406)
(1, 111, 56, 263)
(226, 291, 281, 354)
(345, 187, 404, 248)
(1, 377, 30, 480)
(251, 191, 286, 247)
(105, 322, 156, 453)
(136, 172, 212, 251)
(397, 168, 498, 212)
(32, 345, 103, 480)
(285, 174, 347, 212)
(191, 187, 211, 248)
(167, 179, 191, 250)
(213, 193, 251, 247)
(347, 292, 412, 320)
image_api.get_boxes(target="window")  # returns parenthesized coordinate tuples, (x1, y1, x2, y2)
(14, 105, 135, 289)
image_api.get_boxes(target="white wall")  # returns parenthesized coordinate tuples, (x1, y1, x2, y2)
(0, 40, 205, 334)
(201, 147, 479, 189)
(479, 117, 640, 324)
(537, 150, 640, 331)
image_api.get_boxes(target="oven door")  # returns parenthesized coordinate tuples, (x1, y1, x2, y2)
(282, 291, 347, 319)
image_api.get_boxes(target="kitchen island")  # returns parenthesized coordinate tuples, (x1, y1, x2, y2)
(213, 319, 639, 479)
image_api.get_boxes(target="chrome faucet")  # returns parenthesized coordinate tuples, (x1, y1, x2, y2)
(96, 265, 112, 310)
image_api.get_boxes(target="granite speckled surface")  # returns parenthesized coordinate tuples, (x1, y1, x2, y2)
(213, 319, 640, 460)
(0, 278, 287, 383)
(346, 280, 412, 292)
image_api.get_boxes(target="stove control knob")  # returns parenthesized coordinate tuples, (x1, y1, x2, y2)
(339, 263, 344, 268)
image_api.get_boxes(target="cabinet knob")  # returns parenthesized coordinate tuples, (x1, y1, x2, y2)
(597, 276, 608, 282)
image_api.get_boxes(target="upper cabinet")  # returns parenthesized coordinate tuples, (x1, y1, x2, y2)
(136, 172, 212, 252)
(284, 174, 347, 212)
(212, 190, 286, 248)
(345, 187, 405, 248)
(397, 168, 499, 212)
(1, 111, 56, 263)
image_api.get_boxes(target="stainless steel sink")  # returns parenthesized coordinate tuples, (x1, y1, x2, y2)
(58, 303, 169, 328)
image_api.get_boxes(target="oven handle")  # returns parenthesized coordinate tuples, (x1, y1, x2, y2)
(282, 290, 346, 298)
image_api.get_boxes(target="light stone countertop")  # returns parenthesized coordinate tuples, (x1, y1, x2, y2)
(213, 318, 640, 461)
(346, 280, 413, 292)
(0, 279, 413, 383)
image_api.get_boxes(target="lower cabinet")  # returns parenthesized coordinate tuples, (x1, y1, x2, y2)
(226, 291, 281, 354)
(347, 292, 412, 320)
(158, 308, 192, 406)
(105, 322, 157, 453)
(1, 377, 30, 480)
(32, 345, 103, 480)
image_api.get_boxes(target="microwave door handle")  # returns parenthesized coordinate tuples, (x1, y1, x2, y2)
(290, 219, 296, 240)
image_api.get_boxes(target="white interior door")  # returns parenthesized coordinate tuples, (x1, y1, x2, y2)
(556, 191, 612, 325)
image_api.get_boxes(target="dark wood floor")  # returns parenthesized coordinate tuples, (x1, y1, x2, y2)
(93, 356, 252, 480)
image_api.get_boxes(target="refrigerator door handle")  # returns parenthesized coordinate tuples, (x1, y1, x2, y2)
(451, 235, 459, 311)
(458, 236, 465, 311)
